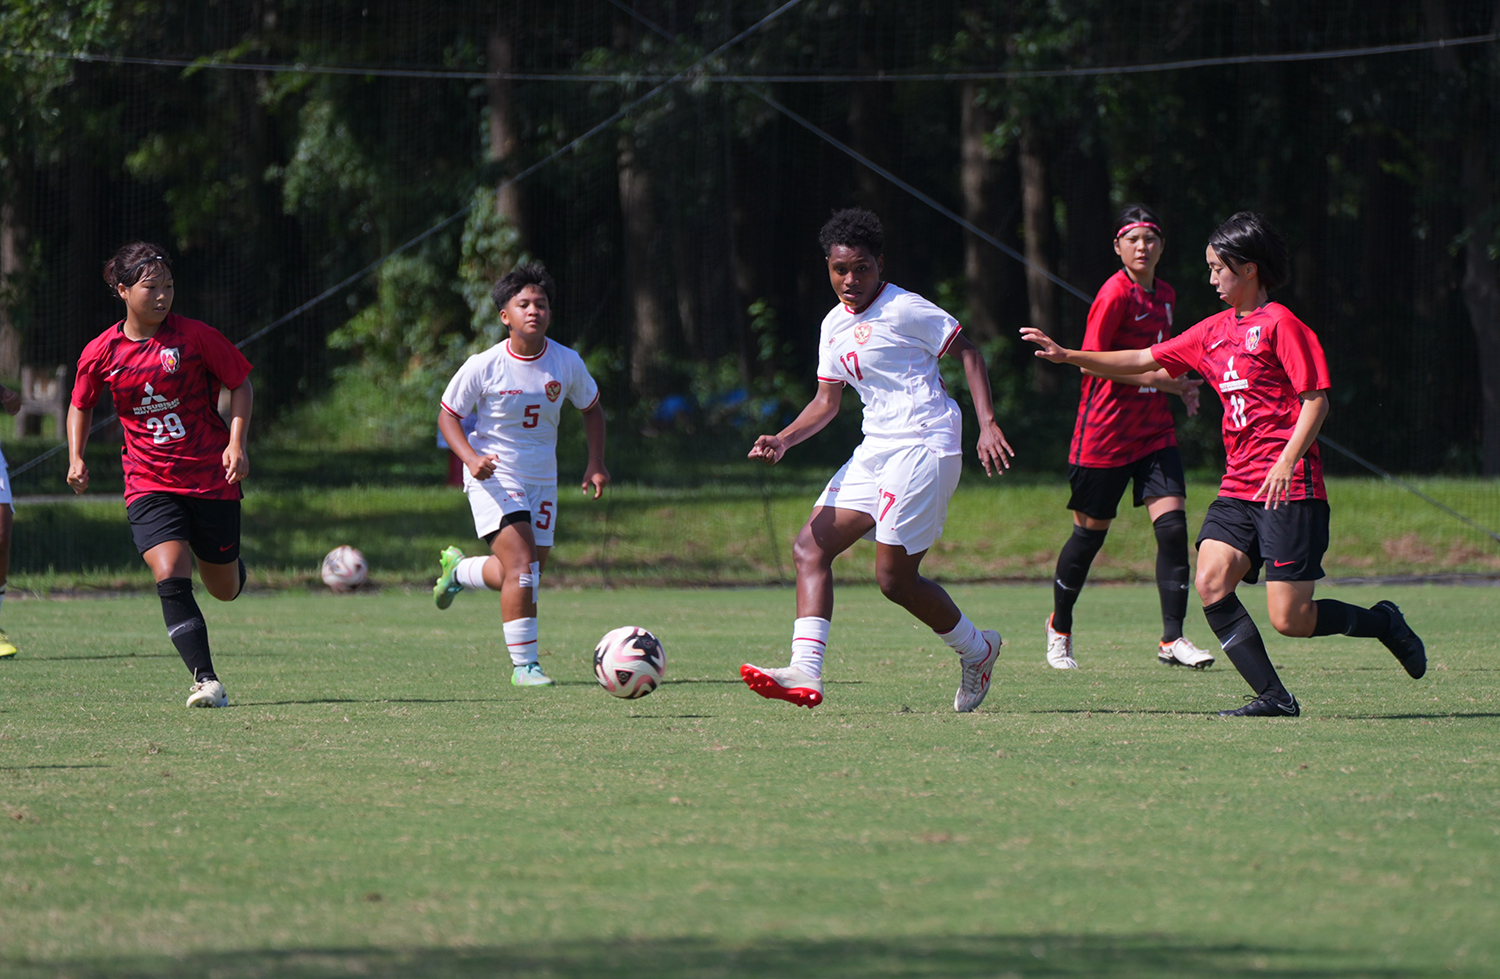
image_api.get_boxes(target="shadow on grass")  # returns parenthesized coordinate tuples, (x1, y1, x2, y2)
(1, 934, 1436, 979)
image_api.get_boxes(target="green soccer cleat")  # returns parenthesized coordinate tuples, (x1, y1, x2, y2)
(433, 546, 466, 610)
(511, 663, 554, 687)
(0, 629, 16, 659)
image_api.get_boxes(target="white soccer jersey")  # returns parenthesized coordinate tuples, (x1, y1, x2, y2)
(815, 282, 963, 455)
(440, 338, 600, 484)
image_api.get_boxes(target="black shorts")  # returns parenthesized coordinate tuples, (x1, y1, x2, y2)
(1196, 496, 1329, 584)
(127, 493, 242, 564)
(1066, 446, 1187, 521)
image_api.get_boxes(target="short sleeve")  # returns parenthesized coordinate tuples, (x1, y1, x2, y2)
(195, 325, 252, 389)
(1271, 313, 1332, 394)
(815, 321, 843, 385)
(567, 352, 600, 410)
(71, 341, 106, 411)
(440, 355, 485, 419)
(1081, 281, 1128, 352)
(1150, 319, 1206, 378)
(899, 295, 960, 358)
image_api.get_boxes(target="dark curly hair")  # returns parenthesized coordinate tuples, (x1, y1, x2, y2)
(1207, 211, 1289, 292)
(103, 242, 172, 296)
(491, 261, 556, 311)
(818, 208, 884, 257)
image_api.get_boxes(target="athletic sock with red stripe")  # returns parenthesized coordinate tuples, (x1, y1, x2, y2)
(789, 616, 830, 680)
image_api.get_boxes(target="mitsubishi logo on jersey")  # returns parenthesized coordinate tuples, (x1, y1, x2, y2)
(133, 382, 181, 415)
(853, 323, 872, 345)
(1220, 357, 1249, 429)
(160, 347, 181, 373)
(1218, 357, 1248, 393)
(544, 380, 562, 403)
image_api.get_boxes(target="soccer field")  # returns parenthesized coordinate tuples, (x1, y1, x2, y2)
(1, 583, 1495, 978)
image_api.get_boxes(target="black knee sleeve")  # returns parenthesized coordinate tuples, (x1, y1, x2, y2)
(158, 577, 215, 681)
(1052, 525, 1108, 634)
(1202, 592, 1285, 699)
(1152, 510, 1190, 642)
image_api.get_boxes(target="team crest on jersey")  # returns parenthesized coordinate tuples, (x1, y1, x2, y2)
(159, 347, 181, 374)
(1243, 326, 1262, 352)
(544, 380, 562, 403)
(853, 323, 872, 345)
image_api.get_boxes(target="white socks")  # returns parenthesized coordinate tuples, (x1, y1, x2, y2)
(940, 613, 991, 663)
(455, 557, 492, 591)
(503, 617, 538, 666)
(789, 616, 830, 679)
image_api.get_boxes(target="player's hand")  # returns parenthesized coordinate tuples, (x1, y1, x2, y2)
(1019, 327, 1069, 363)
(67, 459, 89, 495)
(1252, 459, 1294, 510)
(748, 434, 786, 465)
(974, 420, 1015, 477)
(1178, 377, 1203, 417)
(468, 454, 499, 480)
(223, 444, 250, 484)
(0, 386, 20, 416)
(582, 462, 610, 500)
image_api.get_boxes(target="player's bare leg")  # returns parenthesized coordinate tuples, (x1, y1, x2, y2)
(486, 522, 552, 686)
(742, 506, 870, 708)
(144, 540, 226, 707)
(875, 542, 1001, 712)
(1271, 577, 1426, 678)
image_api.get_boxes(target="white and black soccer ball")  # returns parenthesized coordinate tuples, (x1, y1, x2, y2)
(320, 545, 368, 593)
(593, 626, 666, 699)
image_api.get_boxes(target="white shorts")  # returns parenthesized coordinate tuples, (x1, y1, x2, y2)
(815, 442, 961, 554)
(464, 473, 558, 546)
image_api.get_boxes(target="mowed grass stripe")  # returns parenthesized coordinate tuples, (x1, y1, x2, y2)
(0, 584, 1495, 977)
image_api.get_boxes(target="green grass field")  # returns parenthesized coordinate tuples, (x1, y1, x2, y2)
(1, 582, 1495, 977)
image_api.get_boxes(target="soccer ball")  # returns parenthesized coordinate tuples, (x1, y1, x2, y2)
(320, 545, 368, 593)
(593, 626, 666, 699)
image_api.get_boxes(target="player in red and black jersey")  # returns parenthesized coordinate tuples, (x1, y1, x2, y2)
(1022, 212, 1426, 717)
(1045, 205, 1211, 672)
(67, 242, 254, 709)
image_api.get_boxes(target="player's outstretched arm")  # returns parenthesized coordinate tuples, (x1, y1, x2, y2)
(66, 405, 92, 495)
(1253, 389, 1329, 510)
(748, 381, 843, 465)
(438, 409, 499, 480)
(222, 380, 252, 485)
(1020, 327, 1160, 375)
(580, 401, 609, 500)
(1080, 367, 1203, 416)
(946, 334, 1014, 476)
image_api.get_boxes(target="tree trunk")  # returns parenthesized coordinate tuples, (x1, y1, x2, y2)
(618, 130, 670, 398)
(1019, 119, 1057, 391)
(960, 81, 1003, 342)
(487, 28, 525, 238)
(1461, 136, 1500, 475)
(0, 159, 29, 379)
(1057, 133, 1113, 337)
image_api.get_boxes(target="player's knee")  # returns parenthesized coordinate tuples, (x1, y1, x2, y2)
(1269, 606, 1314, 638)
(792, 531, 829, 572)
(875, 567, 915, 604)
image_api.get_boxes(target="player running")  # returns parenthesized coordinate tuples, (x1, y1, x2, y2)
(431, 262, 608, 687)
(1045, 205, 1212, 671)
(1022, 212, 1426, 717)
(740, 208, 1013, 712)
(67, 242, 253, 708)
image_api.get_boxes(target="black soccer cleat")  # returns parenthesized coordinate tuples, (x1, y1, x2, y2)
(1374, 600, 1426, 679)
(1217, 693, 1300, 718)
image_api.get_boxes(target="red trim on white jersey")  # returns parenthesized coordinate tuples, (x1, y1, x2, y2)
(440, 401, 467, 419)
(504, 338, 549, 361)
(938, 324, 963, 357)
(578, 391, 601, 412)
(816, 375, 846, 386)
(843, 281, 889, 314)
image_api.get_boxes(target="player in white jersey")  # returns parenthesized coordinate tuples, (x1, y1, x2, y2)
(431, 263, 608, 687)
(740, 208, 1015, 712)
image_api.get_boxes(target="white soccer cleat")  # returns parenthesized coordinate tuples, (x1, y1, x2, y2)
(954, 629, 1002, 713)
(740, 663, 823, 708)
(186, 678, 228, 708)
(1159, 636, 1215, 669)
(1045, 614, 1078, 670)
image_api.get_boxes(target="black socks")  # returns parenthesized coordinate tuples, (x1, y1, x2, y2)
(1310, 600, 1391, 638)
(1052, 525, 1108, 634)
(158, 577, 216, 682)
(1152, 510, 1190, 642)
(1202, 592, 1288, 701)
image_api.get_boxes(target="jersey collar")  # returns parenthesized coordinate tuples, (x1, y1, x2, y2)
(504, 338, 549, 361)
